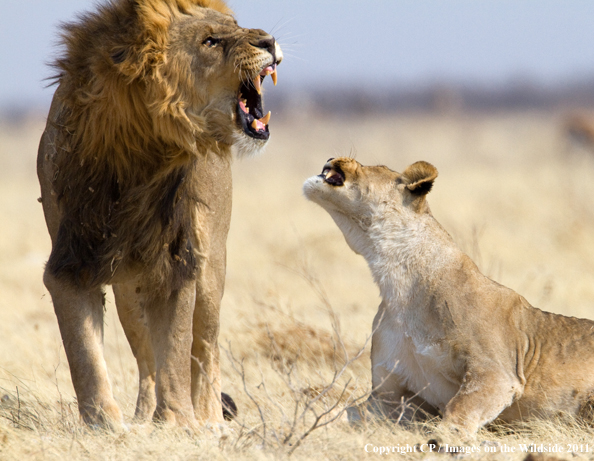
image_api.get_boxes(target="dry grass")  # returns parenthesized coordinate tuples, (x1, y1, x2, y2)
(1, 110, 594, 459)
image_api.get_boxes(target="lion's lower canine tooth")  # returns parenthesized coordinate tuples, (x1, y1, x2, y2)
(259, 111, 271, 125)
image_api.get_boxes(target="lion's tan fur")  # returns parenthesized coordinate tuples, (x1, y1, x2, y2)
(38, 0, 281, 430)
(304, 157, 594, 436)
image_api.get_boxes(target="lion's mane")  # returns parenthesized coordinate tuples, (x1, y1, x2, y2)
(47, 0, 232, 291)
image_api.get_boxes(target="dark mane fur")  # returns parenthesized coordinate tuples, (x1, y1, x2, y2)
(47, 133, 200, 290)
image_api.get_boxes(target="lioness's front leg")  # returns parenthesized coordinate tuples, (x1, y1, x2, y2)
(144, 281, 197, 429)
(350, 308, 439, 424)
(349, 364, 439, 423)
(348, 368, 408, 423)
(440, 369, 521, 436)
(43, 272, 123, 429)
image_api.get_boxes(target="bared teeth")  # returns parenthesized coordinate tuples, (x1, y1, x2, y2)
(251, 119, 265, 131)
(324, 168, 344, 185)
(253, 75, 261, 94)
(251, 113, 270, 132)
(255, 65, 278, 89)
(259, 111, 271, 125)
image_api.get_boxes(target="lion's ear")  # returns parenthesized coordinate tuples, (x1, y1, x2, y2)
(402, 161, 438, 196)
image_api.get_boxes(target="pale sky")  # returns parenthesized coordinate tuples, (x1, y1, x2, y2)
(2, 0, 594, 109)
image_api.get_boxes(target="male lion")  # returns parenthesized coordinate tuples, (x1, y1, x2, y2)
(38, 0, 281, 430)
(303, 157, 594, 436)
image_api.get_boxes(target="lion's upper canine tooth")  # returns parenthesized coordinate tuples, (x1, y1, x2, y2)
(271, 68, 278, 86)
(253, 75, 261, 94)
(259, 111, 271, 125)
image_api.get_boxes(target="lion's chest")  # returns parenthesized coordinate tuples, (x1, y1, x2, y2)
(372, 317, 461, 410)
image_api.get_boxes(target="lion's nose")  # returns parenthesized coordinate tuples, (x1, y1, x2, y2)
(255, 35, 275, 54)
(251, 32, 280, 62)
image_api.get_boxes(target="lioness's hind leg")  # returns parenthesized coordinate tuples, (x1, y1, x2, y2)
(113, 282, 156, 422)
(43, 271, 123, 429)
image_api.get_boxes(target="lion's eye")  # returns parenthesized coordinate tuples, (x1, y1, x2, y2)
(203, 37, 221, 47)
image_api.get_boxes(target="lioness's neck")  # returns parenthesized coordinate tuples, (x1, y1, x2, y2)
(363, 208, 458, 305)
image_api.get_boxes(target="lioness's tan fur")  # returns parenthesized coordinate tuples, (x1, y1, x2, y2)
(38, 0, 281, 430)
(304, 157, 594, 436)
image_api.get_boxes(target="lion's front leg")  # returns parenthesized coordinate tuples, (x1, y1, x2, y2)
(143, 281, 197, 429)
(43, 271, 124, 429)
(189, 153, 232, 426)
(113, 281, 157, 422)
(191, 259, 225, 425)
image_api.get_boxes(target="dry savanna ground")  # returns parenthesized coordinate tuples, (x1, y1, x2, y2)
(0, 110, 594, 460)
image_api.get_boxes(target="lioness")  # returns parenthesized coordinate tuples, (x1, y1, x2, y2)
(38, 0, 281, 430)
(303, 157, 594, 436)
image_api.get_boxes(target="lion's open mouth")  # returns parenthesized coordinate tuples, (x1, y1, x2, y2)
(236, 64, 278, 140)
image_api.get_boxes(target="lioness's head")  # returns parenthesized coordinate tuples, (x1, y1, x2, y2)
(55, 0, 282, 159)
(303, 157, 438, 254)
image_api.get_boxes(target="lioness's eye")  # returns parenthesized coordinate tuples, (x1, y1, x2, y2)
(203, 37, 220, 47)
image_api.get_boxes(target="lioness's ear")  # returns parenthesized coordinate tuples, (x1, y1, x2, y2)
(402, 161, 438, 196)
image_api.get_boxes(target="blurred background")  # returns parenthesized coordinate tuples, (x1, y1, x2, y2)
(1, 3, 594, 456)
(2, 0, 594, 116)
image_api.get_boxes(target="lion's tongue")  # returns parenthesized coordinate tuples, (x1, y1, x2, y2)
(257, 64, 278, 88)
